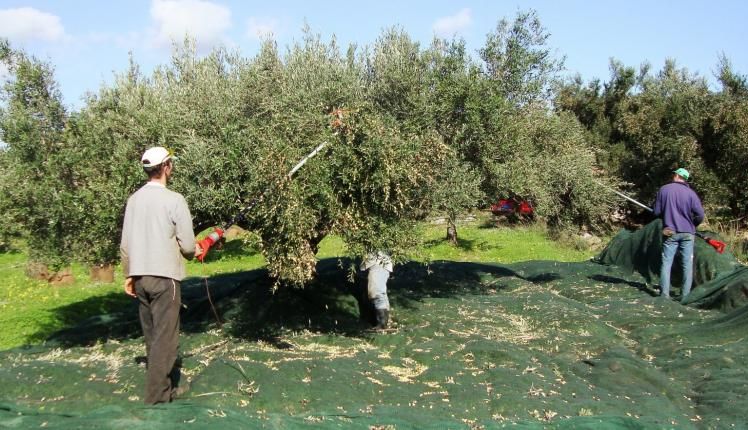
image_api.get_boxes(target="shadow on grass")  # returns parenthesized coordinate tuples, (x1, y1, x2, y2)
(31, 293, 138, 347)
(0, 248, 24, 256)
(422, 237, 493, 253)
(189, 259, 525, 342)
(478, 216, 498, 229)
(42, 258, 573, 348)
(478, 215, 535, 229)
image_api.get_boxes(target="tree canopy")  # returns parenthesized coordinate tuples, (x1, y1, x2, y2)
(5, 8, 744, 284)
(556, 56, 748, 220)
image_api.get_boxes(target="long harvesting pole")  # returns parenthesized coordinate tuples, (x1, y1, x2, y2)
(594, 180, 653, 212)
(197, 142, 330, 261)
(222, 141, 329, 231)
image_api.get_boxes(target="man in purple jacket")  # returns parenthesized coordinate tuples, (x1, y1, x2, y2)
(652, 168, 705, 302)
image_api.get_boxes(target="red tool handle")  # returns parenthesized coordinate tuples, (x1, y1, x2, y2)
(706, 238, 726, 254)
(696, 232, 727, 254)
(197, 228, 224, 262)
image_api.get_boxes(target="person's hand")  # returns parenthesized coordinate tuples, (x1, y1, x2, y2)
(195, 243, 204, 260)
(124, 277, 136, 298)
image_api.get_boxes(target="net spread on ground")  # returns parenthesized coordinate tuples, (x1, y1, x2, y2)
(1, 220, 747, 429)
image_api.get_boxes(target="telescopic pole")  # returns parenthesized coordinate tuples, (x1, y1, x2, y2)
(198, 142, 330, 261)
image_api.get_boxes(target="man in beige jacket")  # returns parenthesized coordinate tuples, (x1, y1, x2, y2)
(120, 146, 202, 404)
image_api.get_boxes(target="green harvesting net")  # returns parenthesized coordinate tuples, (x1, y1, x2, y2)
(1, 220, 747, 429)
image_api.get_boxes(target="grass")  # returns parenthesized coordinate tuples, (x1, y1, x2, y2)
(713, 219, 748, 264)
(0, 215, 598, 350)
(0, 251, 124, 349)
(417, 219, 595, 263)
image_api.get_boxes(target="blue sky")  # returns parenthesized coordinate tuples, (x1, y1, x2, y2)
(1, 0, 746, 109)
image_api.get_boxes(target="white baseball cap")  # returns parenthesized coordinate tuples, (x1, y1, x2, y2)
(141, 147, 174, 168)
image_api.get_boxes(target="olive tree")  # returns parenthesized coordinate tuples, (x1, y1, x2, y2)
(429, 154, 483, 244)
(0, 40, 80, 270)
(701, 58, 748, 218)
(65, 34, 449, 286)
(0, 147, 19, 251)
(480, 9, 565, 107)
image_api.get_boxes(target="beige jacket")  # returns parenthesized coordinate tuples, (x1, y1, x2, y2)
(120, 182, 196, 281)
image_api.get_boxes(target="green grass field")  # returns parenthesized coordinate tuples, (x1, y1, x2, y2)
(0, 216, 596, 350)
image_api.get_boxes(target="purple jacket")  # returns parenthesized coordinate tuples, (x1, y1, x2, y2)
(652, 181, 704, 234)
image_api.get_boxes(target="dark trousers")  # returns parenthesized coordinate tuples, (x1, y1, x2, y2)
(135, 276, 181, 404)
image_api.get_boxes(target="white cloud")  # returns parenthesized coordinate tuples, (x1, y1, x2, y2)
(432, 8, 472, 37)
(0, 7, 66, 42)
(246, 17, 278, 41)
(149, 0, 231, 50)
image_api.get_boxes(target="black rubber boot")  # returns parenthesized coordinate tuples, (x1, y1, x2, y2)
(375, 308, 389, 329)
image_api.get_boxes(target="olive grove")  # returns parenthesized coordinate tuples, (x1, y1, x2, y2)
(1, 12, 639, 284)
(556, 56, 748, 220)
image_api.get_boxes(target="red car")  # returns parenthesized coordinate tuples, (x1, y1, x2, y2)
(491, 199, 534, 217)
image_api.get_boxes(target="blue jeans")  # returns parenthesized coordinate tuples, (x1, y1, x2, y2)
(660, 233, 695, 301)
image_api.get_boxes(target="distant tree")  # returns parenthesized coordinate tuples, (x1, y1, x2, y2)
(612, 59, 710, 200)
(0, 146, 19, 251)
(0, 40, 78, 270)
(364, 27, 430, 132)
(0, 40, 17, 251)
(488, 109, 616, 232)
(715, 54, 748, 98)
(479, 9, 565, 106)
(556, 59, 719, 210)
(422, 37, 475, 149)
(701, 58, 748, 218)
(429, 153, 483, 244)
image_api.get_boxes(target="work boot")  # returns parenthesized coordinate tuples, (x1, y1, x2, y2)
(375, 308, 389, 330)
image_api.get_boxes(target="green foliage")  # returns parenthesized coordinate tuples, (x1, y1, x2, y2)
(423, 17, 606, 236)
(0, 148, 20, 251)
(613, 60, 710, 198)
(1, 11, 640, 284)
(329, 110, 449, 266)
(0, 42, 76, 269)
(365, 27, 429, 132)
(429, 153, 484, 243)
(486, 109, 616, 231)
(556, 57, 748, 221)
(701, 60, 748, 217)
(716, 54, 748, 98)
(422, 37, 475, 146)
(480, 9, 565, 106)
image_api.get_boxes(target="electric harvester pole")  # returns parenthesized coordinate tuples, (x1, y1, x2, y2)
(594, 181, 654, 212)
(197, 141, 329, 261)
